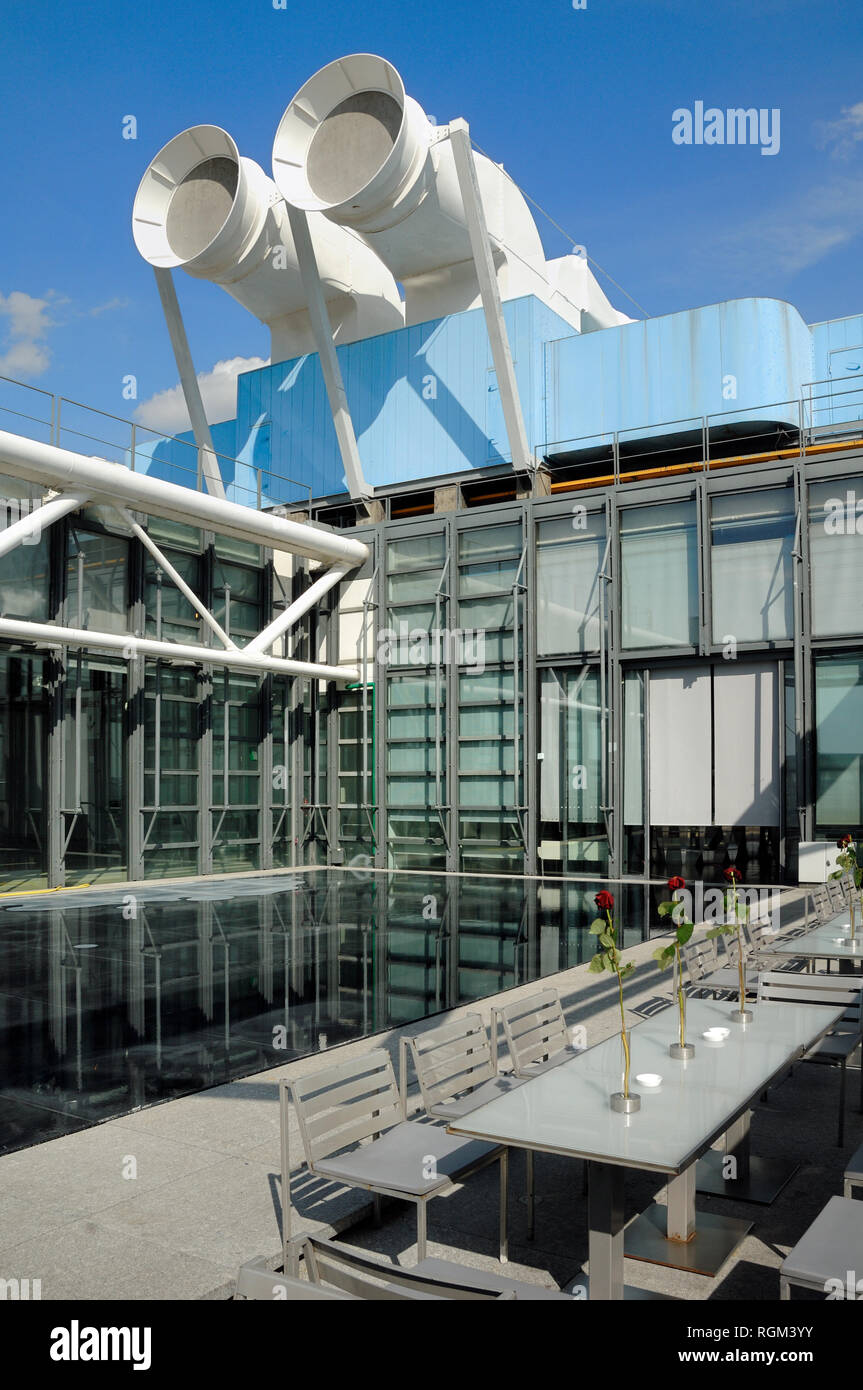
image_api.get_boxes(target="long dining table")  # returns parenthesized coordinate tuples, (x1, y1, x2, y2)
(447, 995, 844, 1299)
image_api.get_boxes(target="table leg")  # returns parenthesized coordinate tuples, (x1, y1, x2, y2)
(666, 1164, 696, 1243)
(696, 1108, 797, 1204)
(626, 1158, 752, 1275)
(587, 1161, 625, 1300)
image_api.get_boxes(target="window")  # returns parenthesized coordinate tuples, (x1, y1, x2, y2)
(808, 480, 863, 637)
(711, 488, 794, 643)
(536, 511, 605, 655)
(620, 501, 698, 649)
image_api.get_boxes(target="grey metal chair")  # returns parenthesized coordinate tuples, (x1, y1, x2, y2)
(780, 1195, 863, 1299)
(401, 1013, 534, 1236)
(236, 1233, 573, 1301)
(757, 971, 863, 1145)
(493, 988, 589, 1216)
(400, 1013, 525, 1119)
(281, 1049, 508, 1269)
(844, 1142, 863, 1199)
(493, 987, 585, 1078)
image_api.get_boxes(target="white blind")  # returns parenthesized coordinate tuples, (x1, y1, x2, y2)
(648, 668, 712, 825)
(713, 664, 779, 826)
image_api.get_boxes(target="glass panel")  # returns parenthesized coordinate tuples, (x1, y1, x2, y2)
(63, 660, 126, 884)
(620, 501, 698, 648)
(537, 668, 608, 876)
(815, 655, 863, 831)
(711, 489, 794, 643)
(66, 529, 128, 634)
(458, 524, 521, 561)
(536, 511, 605, 655)
(386, 570, 443, 603)
(459, 559, 519, 596)
(387, 534, 446, 572)
(0, 523, 50, 622)
(0, 649, 48, 889)
(808, 480, 863, 636)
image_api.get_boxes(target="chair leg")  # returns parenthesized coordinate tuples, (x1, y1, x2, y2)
(838, 1062, 846, 1148)
(526, 1149, 535, 1241)
(416, 1201, 427, 1262)
(499, 1149, 509, 1264)
(372, 1193, 382, 1227)
(780, 1276, 791, 1300)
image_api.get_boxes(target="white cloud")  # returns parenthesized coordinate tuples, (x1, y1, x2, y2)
(89, 296, 129, 317)
(133, 355, 269, 435)
(816, 102, 863, 160)
(701, 174, 863, 279)
(0, 290, 53, 378)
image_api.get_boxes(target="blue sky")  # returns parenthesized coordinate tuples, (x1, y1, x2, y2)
(0, 0, 860, 435)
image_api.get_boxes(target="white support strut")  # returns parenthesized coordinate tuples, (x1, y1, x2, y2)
(244, 561, 352, 655)
(448, 119, 535, 476)
(114, 505, 237, 651)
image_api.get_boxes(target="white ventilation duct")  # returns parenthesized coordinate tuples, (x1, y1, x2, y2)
(132, 124, 405, 360)
(272, 54, 630, 331)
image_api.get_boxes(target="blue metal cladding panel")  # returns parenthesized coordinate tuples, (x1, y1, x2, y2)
(235, 297, 578, 500)
(132, 418, 237, 490)
(809, 314, 863, 427)
(811, 314, 863, 379)
(544, 298, 815, 450)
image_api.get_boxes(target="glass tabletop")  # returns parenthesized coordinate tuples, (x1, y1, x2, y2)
(773, 918, 863, 958)
(448, 997, 843, 1174)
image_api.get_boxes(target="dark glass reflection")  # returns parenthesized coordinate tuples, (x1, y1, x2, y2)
(0, 869, 655, 1155)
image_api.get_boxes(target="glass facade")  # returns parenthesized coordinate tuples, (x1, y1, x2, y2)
(0, 454, 862, 889)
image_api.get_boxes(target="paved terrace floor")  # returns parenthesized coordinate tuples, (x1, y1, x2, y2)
(1, 889, 859, 1301)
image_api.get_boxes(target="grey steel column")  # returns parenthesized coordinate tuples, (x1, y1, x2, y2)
(523, 498, 538, 874)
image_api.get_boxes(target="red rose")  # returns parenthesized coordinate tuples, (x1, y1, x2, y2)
(724, 866, 742, 882)
(668, 876, 685, 891)
(595, 890, 615, 911)
(838, 835, 853, 849)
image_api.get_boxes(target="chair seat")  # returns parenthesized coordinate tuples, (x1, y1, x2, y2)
(782, 1196, 863, 1289)
(805, 1031, 861, 1063)
(429, 1074, 525, 1121)
(313, 1121, 500, 1196)
(413, 1256, 572, 1300)
(846, 1142, 863, 1185)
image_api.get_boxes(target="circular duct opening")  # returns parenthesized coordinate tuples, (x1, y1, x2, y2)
(164, 155, 239, 261)
(305, 91, 403, 205)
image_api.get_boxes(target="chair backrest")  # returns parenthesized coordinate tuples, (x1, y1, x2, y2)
(293, 1234, 511, 1301)
(811, 886, 834, 924)
(290, 1049, 404, 1167)
(757, 970, 863, 1017)
(498, 987, 570, 1076)
(405, 1013, 495, 1113)
(682, 940, 712, 985)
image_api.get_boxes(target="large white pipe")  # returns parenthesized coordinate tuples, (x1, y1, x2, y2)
(132, 124, 405, 359)
(0, 428, 369, 567)
(272, 54, 631, 331)
(0, 491, 90, 559)
(0, 617, 357, 684)
(272, 55, 546, 325)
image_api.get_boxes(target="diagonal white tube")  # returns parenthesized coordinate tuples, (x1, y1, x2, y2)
(245, 560, 352, 654)
(115, 505, 237, 650)
(0, 491, 90, 560)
